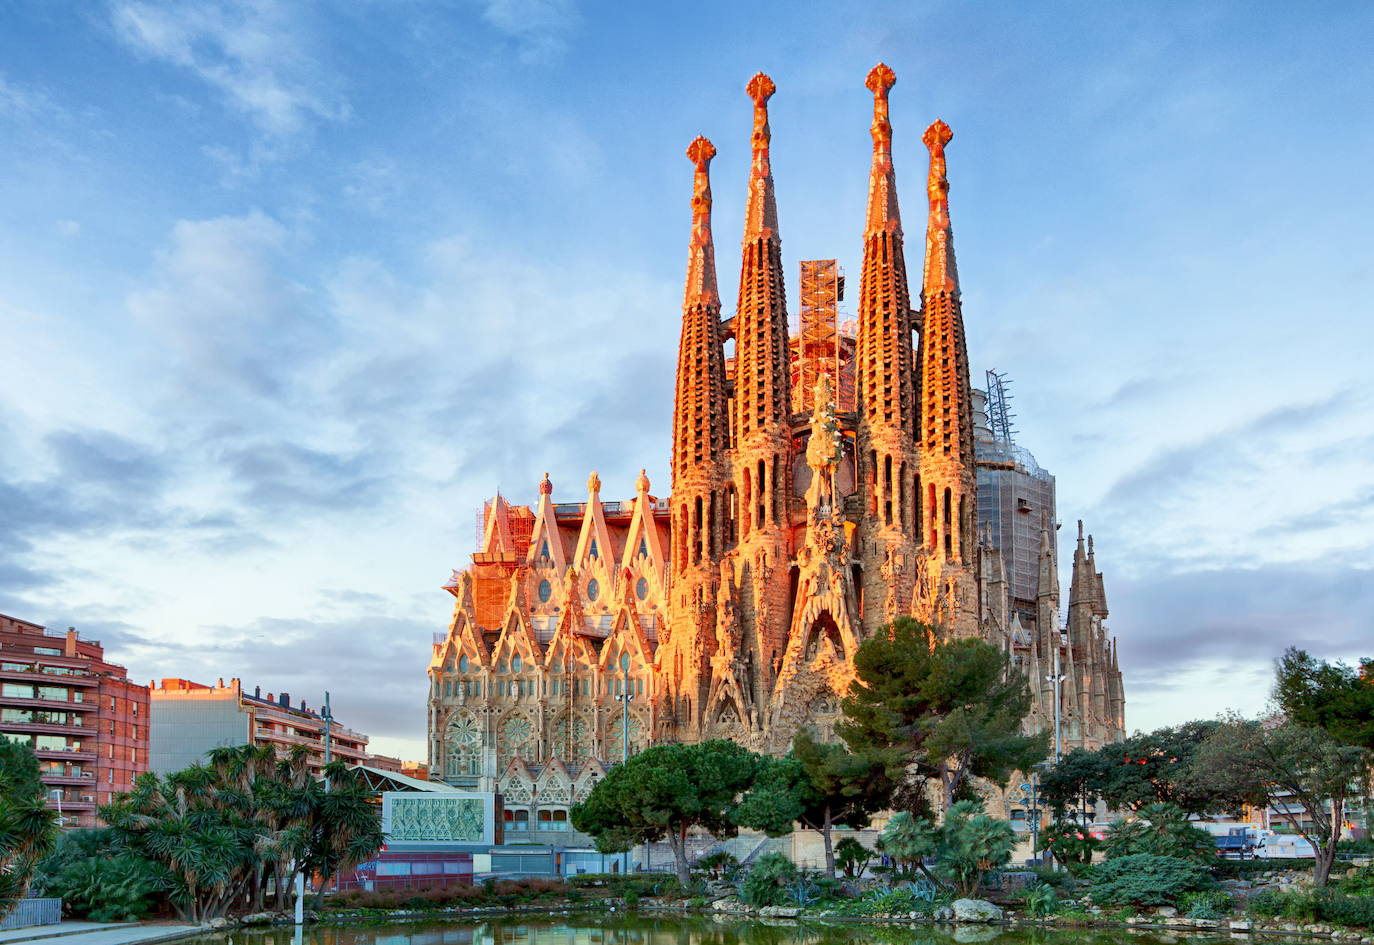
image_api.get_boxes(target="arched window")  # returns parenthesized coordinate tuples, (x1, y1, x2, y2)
(458, 654, 470, 673)
(588, 539, 599, 559)
(512, 654, 523, 674)
(586, 578, 600, 602)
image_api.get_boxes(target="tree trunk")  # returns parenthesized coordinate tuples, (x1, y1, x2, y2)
(821, 806, 836, 879)
(669, 824, 691, 887)
(1313, 798, 1343, 887)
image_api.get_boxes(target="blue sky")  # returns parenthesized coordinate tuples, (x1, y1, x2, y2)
(2, 1, 1371, 761)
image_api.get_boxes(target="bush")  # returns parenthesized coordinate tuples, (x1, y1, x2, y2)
(820, 884, 938, 917)
(937, 801, 1015, 897)
(696, 851, 740, 881)
(1179, 889, 1232, 920)
(565, 872, 684, 898)
(1248, 888, 1374, 928)
(325, 877, 570, 912)
(1101, 804, 1216, 863)
(834, 837, 873, 879)
(740, 853, 797, 907)
(1212, 857, 1323, 877)
(1022, 884, 1059, 917)
(33, 829, 168, 921)
(1334, 864, 1374, 896)
(1089, 854, 1215, 906)
(1041, 820, 1099, 871)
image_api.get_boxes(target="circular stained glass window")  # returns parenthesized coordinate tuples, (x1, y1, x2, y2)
(586, 578, 600, 601)
(635, 576, 649, 600)
(538, 579, 552, 602)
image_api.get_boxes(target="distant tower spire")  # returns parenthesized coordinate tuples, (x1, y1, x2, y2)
(854, 63, 919, 635)
(668, 135, 731, 740)
(730, 71, 793, 698)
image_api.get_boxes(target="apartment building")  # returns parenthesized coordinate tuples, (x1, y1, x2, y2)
(150, 677, 401, 775)
(0, 614, 149, 828)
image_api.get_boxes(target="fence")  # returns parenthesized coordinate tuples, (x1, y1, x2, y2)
(0, 899, 62, 931)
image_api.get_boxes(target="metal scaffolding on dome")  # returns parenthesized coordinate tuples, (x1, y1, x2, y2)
(985, 369, 1017, 445)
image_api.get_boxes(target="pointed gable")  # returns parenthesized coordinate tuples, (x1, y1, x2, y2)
(527, 473, 569, 571)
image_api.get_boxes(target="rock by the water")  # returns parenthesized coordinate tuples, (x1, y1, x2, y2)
(934, 905, 955, 921)
(951, 899, 1003, 923)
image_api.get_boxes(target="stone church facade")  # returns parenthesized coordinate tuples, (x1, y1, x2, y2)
(426, 65, 1125, 836)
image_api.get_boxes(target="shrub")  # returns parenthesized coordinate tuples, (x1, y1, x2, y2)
(1101, 804, 1216, 863)
(834, 837, 873, 879)
(1335, 865, 1374, 896)
(1040, 820, 1099, 871)
(1023, 884, 1059, 917)
(1248, 889, 1320, 922)
(1178, 888, 1232, 919)
(740, 853, 797, 907)
(937, 801, 1016, 897)
(1212, 857, 1326, 877)
(1316, 892, 1374, 929)
(696, 851, 740, 881)
(34, 829, 168, 921)
(1089, 854, 1214, 906)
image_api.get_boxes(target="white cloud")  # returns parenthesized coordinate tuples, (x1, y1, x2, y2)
(471, 0, 580, 64)
(110, 0, 349, 138)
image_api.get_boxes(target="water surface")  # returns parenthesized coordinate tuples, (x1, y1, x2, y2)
(192, 916, 1282, 945)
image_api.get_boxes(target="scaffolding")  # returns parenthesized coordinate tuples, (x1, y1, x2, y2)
(795, 259, 845, 413)
(985, 369, 1017, 445)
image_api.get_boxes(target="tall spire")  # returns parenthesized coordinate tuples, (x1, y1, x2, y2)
(743, 72, 780, 242)
(921, 119, 959, 294)
(916, 119, 976, 565)
(865, 62, 902, 236)
(732, 72, 792, 538)
(854, 62, 919, 635)
(729, 71, 793, 702)
(683, 136, 719, 309)
(671, 136, 729, 505)
(668, 135, 732, 743)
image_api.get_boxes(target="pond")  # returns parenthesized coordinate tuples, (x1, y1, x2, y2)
(185, 917, 1292, 945)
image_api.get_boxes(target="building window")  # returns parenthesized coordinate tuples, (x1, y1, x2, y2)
(503, 808, 530, 831)
(512, 655, 522, 674)
(586, 579, 599, 602)
(537, 809, 569, 831)
(33, 647, 62, 656)
(538, 580, 552, 603)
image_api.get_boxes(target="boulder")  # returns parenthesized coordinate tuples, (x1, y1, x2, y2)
(757, 906, 799, 918)
(208, 918, 228, 930)
(934, 905, 955, 921)
(1229, 920, 1252, 931)
(951, 899, 1003, 923)
(1155, 906, 1179, 917)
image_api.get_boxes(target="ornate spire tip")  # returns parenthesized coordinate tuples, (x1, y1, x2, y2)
(923, 118, 953, 152)
(686, 135, 716, 170)
(866, 62, 896, 97)
(746, 72, 776, 107)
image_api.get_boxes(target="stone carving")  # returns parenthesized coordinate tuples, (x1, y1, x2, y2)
(389, 795, 485, 842)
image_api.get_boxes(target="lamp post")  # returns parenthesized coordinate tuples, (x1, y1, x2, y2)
(48, 788, 65, 828)
(616, 652, 634, 873)
(321, 691, 334, 790)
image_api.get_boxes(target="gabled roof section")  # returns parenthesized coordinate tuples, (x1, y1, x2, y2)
(527, 473, 569, 570)
(619, 470, 666, 572)
(573, 471, 615, 568)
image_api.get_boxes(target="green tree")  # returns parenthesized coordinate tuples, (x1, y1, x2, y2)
(876, 810, 939, 881)
(33, 829, 169, 921)
(0, 740, 59, 919)
(838, 618, 1048, 809)
(1041, 721, 1253, 817)
(1039, 819, 1098, 871)
(1038, 748, 1110, 819)
(833, 837, 873, 879)
(101, 744, 383, 919)
(733, 730, 890, 878)
(1197, 719, 1368, 886)
(937, 800, 1016, 897)
(1101, 802, 1216, 863)
(1275, 648, 1374, 750)
(570, 739, 765, 886)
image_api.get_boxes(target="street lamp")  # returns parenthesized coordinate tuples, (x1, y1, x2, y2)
(321, 691, 334, 790)
(616, 652, 635, 874)
(48, 788, 66, 828)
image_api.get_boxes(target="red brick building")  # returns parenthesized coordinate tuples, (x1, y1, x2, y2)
(0, 614, 149, 828)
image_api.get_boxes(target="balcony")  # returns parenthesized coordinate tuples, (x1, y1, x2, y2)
(34, 747, 96, 762)
(0, 665, 99, 686)
(41, 771, 94, 785)
(0, 693, 96, 712)
(0, 719, 88, 737)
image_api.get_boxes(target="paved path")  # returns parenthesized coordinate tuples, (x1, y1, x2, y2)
(0, 924, 204, 945)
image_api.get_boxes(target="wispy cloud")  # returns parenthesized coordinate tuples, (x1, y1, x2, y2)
(109, 0, 349, 138)
(469, 0, 580, 64)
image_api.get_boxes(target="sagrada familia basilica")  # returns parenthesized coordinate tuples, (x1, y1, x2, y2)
(427, 65, 1125, 829)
